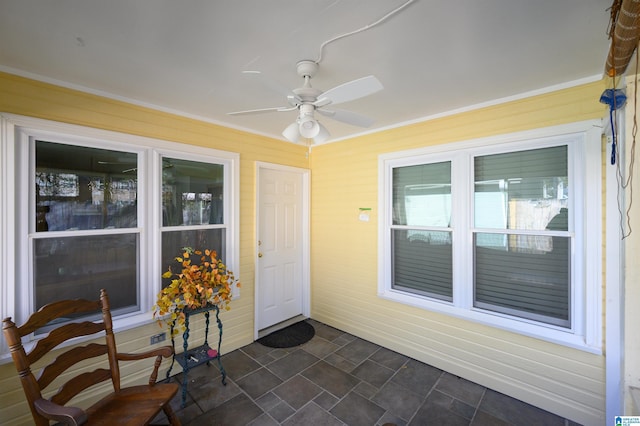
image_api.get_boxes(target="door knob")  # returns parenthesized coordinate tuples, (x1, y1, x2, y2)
(258, 252, 263, 258)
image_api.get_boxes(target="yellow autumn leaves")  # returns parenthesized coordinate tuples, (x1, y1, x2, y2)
(153, 247, 240, 335)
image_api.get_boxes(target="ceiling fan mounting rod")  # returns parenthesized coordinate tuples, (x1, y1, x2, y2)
(299, 103, 315, 118)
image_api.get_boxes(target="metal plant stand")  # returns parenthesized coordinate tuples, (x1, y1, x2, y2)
(166, 304, 227, 407)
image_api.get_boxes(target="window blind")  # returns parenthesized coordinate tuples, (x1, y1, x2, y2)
(473, 146, 570, 327)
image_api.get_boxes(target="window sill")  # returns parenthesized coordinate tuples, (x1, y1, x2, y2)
(0, 311, 159, 365)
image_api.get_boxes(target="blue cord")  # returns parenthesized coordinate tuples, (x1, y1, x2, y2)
(610, 107, 617, 165)
(599, 88, 627, 165)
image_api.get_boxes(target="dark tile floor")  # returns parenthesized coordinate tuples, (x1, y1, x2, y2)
(159, 319, 581, 426)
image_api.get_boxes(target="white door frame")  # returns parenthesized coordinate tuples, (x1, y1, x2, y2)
(254, 162, 310, 340)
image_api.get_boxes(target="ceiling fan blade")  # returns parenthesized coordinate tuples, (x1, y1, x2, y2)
(317, 108, 375, 128)
(227, 105, 296, 116)
(321, 75, 383, 106)
(312, 97, 332, 108)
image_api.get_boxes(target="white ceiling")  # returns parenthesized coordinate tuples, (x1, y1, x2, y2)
(0, 0, 612, 144)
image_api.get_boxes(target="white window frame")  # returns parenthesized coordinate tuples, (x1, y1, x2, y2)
(378, 120, 602, 353)
(0, 114, 240, 360)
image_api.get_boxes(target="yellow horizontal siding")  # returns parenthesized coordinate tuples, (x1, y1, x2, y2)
(310, 80, 607, 426)
(0, 71, 307, 425)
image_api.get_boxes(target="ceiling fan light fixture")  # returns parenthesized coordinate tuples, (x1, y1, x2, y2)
(298, 115, 320, 138)
(313, 121, 330, 144)
(282, 122, 300, 143)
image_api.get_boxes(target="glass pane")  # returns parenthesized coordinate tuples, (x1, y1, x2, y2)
(161, 228, 226, 286)
(474, 232, 570, 327)
(393, 162, 451, 227)
(392, 229, 452, 301)
(162, 158, 224, 226)
(34, 234, 138, 312)
(474, 146, 568, 231)
(35, 141, 138, 231)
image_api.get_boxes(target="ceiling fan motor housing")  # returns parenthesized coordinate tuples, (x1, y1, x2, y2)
(296, 60, 318, 78)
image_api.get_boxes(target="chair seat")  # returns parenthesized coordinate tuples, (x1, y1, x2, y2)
(84, 383, 180, 425)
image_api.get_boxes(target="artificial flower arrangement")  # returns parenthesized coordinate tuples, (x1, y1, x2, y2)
(153, 247, 239, 335)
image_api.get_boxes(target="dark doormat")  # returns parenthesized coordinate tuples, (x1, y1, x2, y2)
(257, 320, 315, 348)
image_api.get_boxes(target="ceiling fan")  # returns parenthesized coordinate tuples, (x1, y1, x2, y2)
(228, 60, 383, 144)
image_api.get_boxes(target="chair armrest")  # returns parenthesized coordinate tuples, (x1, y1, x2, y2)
(116, 345, 174, 362)
(116, 345, 174, 385)
(34, 398, 87, 425)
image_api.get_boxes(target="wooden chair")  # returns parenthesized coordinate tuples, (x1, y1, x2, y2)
(2, 289, 181, 425)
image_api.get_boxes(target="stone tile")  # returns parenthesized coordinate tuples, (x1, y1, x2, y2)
(330, 391, 386, 426)
(267, 400, 296, 423)
(436, 372, 485, 407)
(179, 360, 223, 382)
(236, 367, 283, 399)
(313, 391, 340, 411)
(370, 347, 409, 371)
(323, 352, 357, 372)
(371, 379, 424, 422)
(334, 338, 380, 364)
(187, 373, 242, 412)
(241, 341, 275, 359)
(471, 409, 512, 426)
(273, 375, 323, 409)
(253, 352, 277, 366)
(409, 390, 469, 426)
(333, 333, 356, 347)
(391, 358, 442, 397)
(351, 359, 395, 388)
(478, 389, 566, 426)
(267, 349, 320, 381)
(189, 393, 263, 426)
(310, 321, 345, 342)
(171, 394, 204, 424)
(221, 349, 262, 380)
(377, 411, 408, 426)
(167, 379, 195, 411)
(301, 336, 340, 358)
(451, 398, 476, 420)
(353, 380, 379, 399)
(301, 360, 360, 398)
(268, 347, 293, 360)
(254, 391, 282, 412)
(247, 413, 280, 426)
(282, 402, 345, 426)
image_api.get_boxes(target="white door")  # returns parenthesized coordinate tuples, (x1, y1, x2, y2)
(256, 164, 309, 331)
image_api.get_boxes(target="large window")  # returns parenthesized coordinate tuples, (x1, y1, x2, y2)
(0, 115, 239, 353)
(379, 122, 601, 351)
(34, 141, 140, 315)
